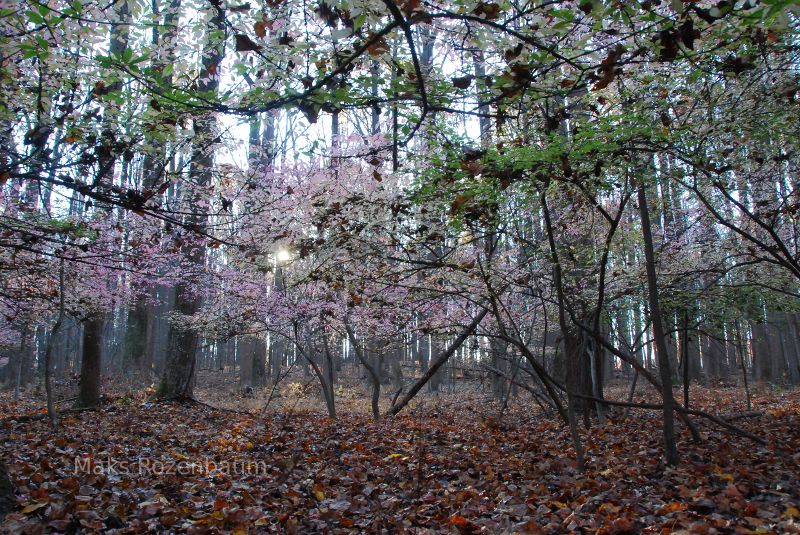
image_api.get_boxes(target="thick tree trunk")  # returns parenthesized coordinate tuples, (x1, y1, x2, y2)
(76, 314, 103, 408)
(238, 336, 254, 388)
(157, 1, 224, 400)
(158, 282, 200, 400)
(124, 299, 148, 377)
(124, 0, 181, 382)
(252, 337, 267, 387)
(150, 285, 174, 374)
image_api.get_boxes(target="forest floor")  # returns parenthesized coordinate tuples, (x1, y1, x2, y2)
(1, 378, 799, 534)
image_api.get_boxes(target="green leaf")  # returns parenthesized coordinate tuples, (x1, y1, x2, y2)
(130, 54, 149, 65)
(27, 10, 44, 24)
(353, 14, 366, 31)
(550, 8, 574, 21)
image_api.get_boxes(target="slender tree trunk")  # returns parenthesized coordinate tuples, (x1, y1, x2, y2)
(321, 332, 337, 418)
(238, 336, 254, 388)
(428, 336, 444, 392)
(541, 192, 586, 471)
(124, 0, 182, 381)
(789, 315, 800, 384)
(345, 319, 381, 420)
(752, 315, 769, 382)
(124, 300, 149, 377)
(637, 180, 679, 466)
(44, 260, 66, 429)
(681, 310, 690, 408)
(296, 329, 336, 419)
(736, 321, 752, 410)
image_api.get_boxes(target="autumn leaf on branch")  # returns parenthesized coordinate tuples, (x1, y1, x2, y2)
(235, 34, 262, 52)
(473, 2, 501, 19)
(366, 34, 390, 57)
(452, 76, 474, 90)
(592, 44, 625, 91)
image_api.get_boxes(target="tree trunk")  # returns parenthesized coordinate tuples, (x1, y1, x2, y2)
(490, 337, 508, 399)
(252, 337, 267, 387)
(752, 318, 770, 383)
(124, 299, 149, 377)
(158, 282, 201, 400)
(238, 336, 254, 388)
(345, 320, 381, 420)
(540, 192, 585, 470)
(124, 0, 182, 379)
(157, 1, 224, 400)
(638, 180, 679, 466)
(428, 336, 444, 392)
(44, 261, 66, 428)
(76, 314, 103, 408)
(320, 332, 337, 418)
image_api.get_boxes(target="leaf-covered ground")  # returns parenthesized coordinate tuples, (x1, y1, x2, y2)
(1, 386, 799, 534)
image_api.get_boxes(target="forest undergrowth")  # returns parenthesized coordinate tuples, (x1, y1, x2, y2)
(1, 383, 799, 534)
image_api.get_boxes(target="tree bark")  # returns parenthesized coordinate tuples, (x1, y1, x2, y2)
(345, 319, 381, 420)
(252, 337, 267, 387)
(76, 313, 103, 408)
(158, 283, 199, 400)
(541, 192, 586, 471)
(637, 180, 679, 466)
(124, 0, 181, 381)
(157, 1, 224, 400)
